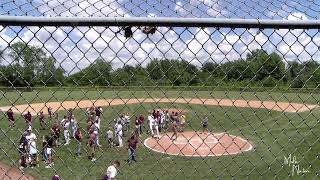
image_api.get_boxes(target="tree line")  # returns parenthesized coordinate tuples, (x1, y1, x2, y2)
(0, 42, 319, 88)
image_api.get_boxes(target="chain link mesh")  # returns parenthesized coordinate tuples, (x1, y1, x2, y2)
(0, 1, 319, 180)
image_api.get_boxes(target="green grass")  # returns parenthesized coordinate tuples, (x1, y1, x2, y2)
(0, 90, 319, 179)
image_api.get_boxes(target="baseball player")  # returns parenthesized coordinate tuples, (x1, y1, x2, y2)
(44, 135, 54, 168)
(153, 115, 160, 138)
(51, 121, 61, 146)
(155, 110, 161, 132)
(170, 120, 178, 141)
(6, 108, 15, 128)
(180, 114, 186, 132)
(164, 110, 170, 129)
(67, 108, 73, 120)
(106, 127, 114, 148)
(18, 134, 28, 169)
(63, 119, 70, 145)
(160, 111, 166, 130)
(75, 128, 82, 157)
(47, 107, 53, 119)
(95, 106, 103, 127)
(202, 116, 209, 134)
(70, 115, 78, 139)
(60, 116, 67, 126)
(115, 121, 123, 147)
(134, 116, 142, 136)
(93, 120, 101, 147)
(39, 111, 46, 130)
(138, 114, 144, 134)
(26, 126, 38, 168)
(51, 175, 60, 180)
(124, 113, 130, 133)
(127, 134, 138, 164)
(24, 111, 32, 126)
(87, 129, 97, 162)
(148, 113, 155, 137)
(104, 160, 120, 180)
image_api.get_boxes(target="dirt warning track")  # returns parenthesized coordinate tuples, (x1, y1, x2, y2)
(0, 98, 317, 115)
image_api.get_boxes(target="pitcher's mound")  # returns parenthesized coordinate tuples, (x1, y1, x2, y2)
(144, 131, 254, 157)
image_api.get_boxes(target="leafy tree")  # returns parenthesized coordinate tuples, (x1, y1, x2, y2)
(8, 42, 64, 86)
(66, 58, 112, 86)
(246, 50, 285, 81)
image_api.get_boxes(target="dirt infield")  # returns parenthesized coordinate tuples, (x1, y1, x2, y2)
(144, 131, 253, 157)
(0, 162, 35, 180)
(0, 98, 317, 115)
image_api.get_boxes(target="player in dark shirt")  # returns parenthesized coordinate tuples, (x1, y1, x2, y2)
(24, 111, 32, 125)
(39, 111, 46, 130)
(18, 135, 28, 168)
(47, 107, 53, 119)
(127, 134, 138, 164)
(51, 122, 61, 146)
(138, 114, 144, 134)
(75, 128, 82, 157)
(6, 108, 15, 128)
(87, 129, 97, 161)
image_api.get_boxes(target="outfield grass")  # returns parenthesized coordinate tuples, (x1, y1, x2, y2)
(0, 90, 319, 179)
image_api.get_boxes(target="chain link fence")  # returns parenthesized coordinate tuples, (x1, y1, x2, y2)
(0, 0, 319, 180)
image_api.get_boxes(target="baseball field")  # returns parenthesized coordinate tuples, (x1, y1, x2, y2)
(0, 89, 319, 179)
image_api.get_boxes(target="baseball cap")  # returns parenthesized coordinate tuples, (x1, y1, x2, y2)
(52, 175, 60, 180)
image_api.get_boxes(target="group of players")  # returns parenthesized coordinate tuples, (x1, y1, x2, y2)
(6, 106, 208, 179)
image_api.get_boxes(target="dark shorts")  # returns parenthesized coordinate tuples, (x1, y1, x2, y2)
(203, 124, 208, 128)
(30, 154, 37, 159)
(18, 148, 26, 156)
(8, 118, 14, 122)
(89, 140, 96, 148)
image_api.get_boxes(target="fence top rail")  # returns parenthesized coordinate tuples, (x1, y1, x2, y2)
(0, 16, 320, 29)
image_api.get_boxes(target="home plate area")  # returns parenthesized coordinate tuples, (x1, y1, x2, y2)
(144, 131, 254, 157)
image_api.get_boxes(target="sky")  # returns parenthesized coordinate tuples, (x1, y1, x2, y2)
(0, 0, 320, 74)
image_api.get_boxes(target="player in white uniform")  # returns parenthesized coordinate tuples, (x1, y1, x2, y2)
(160, 111, 166, 130)
(26, 126, 38, 167)
(93, 120, 101, 147)
(95, 107, 103, 128)
(148, 113, 155, 137)
(63, 119, 70, 145)
(106, 128, 114, 147)
(70, 115, 77, 138)
(105, 160, 120, 180)
(115, 121, 123, 147)
(154, 116, 160, 138)
(60, 116, 67, 126)
(124, 113, 130, 133)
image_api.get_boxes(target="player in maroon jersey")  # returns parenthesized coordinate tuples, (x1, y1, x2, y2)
(87, 129, 97, 162)
(6, 108, 15, 128)
(24, 111, 32, 126)
(47, 107, 53, 119)
(51, 122, 61, 146)
(39, 111, 46, 130)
